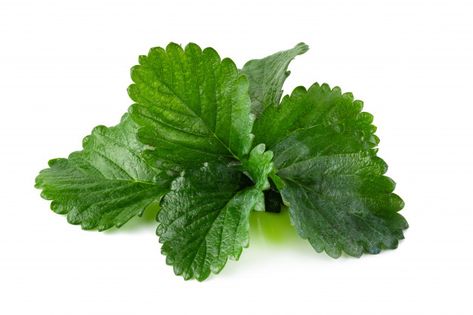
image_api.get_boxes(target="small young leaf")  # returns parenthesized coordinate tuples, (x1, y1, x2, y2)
(35, 114, 172, 231)
(241, 144, 273, 191)
(242, 42, 308, 116)
(157, 163, 260, 281)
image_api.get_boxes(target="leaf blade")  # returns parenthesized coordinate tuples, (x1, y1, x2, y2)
(254, 83, 407, 257)
(129, 43, 254, 166)
(158, 163, 260, 281)
(280, 152, 406, 258)
(35, 114, 172, 231)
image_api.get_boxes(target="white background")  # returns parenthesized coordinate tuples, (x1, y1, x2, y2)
(1, 0, 472, 314)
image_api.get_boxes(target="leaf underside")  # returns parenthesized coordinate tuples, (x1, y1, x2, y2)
(242, 42, 309, 116)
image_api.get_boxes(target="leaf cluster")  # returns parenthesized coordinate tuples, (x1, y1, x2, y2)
(36, 42, 407, 280)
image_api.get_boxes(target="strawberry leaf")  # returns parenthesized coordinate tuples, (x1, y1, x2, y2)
(157, 163, 260, 281)
(253, 83, 407, 257)
(35, 114, 172, 230)
(129, 43, 254, 166)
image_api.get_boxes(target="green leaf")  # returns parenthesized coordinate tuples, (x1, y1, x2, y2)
(242, 42, 308, 116)
(254, 83, 407, 257)
(279, 152, 407, 258)
(241, 143, 273, 191)
(35, 114, 172, 231)
(129, 43, 254, 166)
(157, 163, 260, 281)
(253, 83, 378, 155)
(239, 144, 274, 211)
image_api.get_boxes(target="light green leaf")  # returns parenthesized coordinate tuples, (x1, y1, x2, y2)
(254, 83, 407, 257)
(129, 43, 254, 166)
(242, 42, 308, 116)
(157, 163, 260, 281)
(239, 144, 274, 211)
(35, 114, 172, 231)
(241, 144, 273, 191)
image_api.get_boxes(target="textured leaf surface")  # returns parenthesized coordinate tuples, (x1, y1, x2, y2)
(35, 114, 172, 230)
(242, 42, 308, 116)
(129, 43, 254, 166)
(253, 83, 378, 155)
(254, 83, 407, 257)
(279, 152, 407, 258)
(157, 163, 260, 281)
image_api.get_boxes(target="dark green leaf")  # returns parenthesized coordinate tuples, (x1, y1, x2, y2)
(254, 83, 407, 257)
(279, 152, 407, 258)
(157, 163, 260, 281)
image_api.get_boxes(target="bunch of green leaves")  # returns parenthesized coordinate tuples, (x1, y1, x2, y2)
(35, 42, 407, 281)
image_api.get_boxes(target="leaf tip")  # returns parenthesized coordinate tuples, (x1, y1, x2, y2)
(294, 42, 309, 54)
